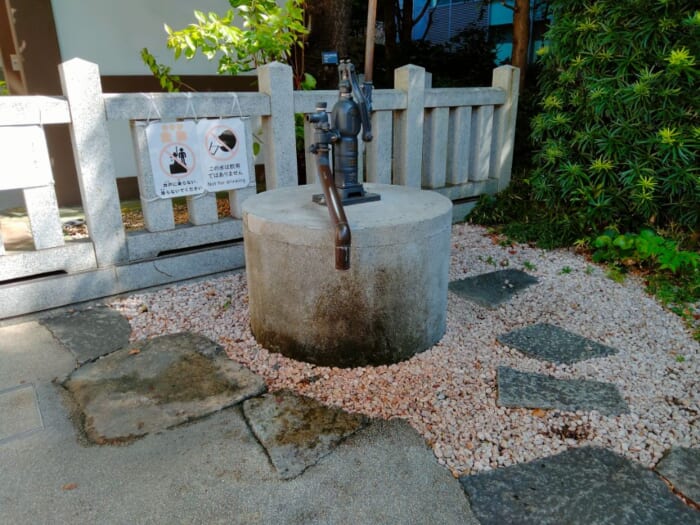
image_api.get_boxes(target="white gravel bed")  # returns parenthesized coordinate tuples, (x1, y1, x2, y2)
(110, 223, 699, 477)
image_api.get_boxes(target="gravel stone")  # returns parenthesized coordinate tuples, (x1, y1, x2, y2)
(110, 223, 700, 476)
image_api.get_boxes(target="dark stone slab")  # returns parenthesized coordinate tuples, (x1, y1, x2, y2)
(497, 366, 628, 416)
(498, 323, 618, 364)
(449, 269, 538, 308)
(40, 306, 131, 365)
(63, 332, 266, 444)
(242, 390, 368, 480)
(460, 447, 700, 525)
(655, 447, 700, 504)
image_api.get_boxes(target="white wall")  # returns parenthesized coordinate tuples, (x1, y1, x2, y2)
(50, 0, 231, 75)
(50, 0, 247, 183)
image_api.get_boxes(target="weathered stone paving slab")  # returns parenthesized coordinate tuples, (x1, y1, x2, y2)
(655, 447, 700, 505)
(0, 384, 43, 444)
(460, 447, 700, 525)
(63, 332, 266, 444)
(242, 390, 368, 480)
(449, 269, 538, 308)
(497, 366, 628, 415)
(498, 323, 618, 364)
(41, 306, 131, 365)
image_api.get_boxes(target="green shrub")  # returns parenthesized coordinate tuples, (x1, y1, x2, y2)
(530, 1, 699, 235)
(593, 228, 700, 316)
(593, 228, 699, 273)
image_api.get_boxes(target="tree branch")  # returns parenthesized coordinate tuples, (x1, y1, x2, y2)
(412, 0, 433, 26)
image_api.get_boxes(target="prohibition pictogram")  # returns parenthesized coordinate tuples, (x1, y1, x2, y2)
(159, 142, 196, 178)
(205, 124, 239, 161)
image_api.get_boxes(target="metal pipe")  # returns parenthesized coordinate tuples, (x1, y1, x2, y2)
(316, 148, 351, 271)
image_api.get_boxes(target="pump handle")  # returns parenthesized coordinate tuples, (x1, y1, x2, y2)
(345, 61, 373, 143)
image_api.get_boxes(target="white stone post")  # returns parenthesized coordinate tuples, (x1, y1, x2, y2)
(489, 65, 520, 190)
(365, 111, 392, 184)
(130, 121, 176, 232)
(229, 118, 258, 219)
(23, 186, 64, 250)
(393, 64, 425, 188)
(422, 107, 449, 188)
(446, 106, 471, 185)
(257, 62, 298, 189)
(469, 105, 494, 182)
(60, 59, 128, 266)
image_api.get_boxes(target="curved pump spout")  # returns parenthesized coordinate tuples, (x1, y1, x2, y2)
(317, 150, 351, 271)
(308, 101, 352, 271)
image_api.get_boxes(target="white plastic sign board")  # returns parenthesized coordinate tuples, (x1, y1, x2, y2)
(146, 121, 204, 198)
(0, 125, 53, 190)
(197, 118, 251, 191)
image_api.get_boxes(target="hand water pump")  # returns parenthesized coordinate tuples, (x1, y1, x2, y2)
(307, 58, 380, 270)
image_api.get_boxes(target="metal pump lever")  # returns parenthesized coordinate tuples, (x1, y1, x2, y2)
(342, 60, 372, 143)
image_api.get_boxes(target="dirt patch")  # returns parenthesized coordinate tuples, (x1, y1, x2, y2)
(274, 398, 365, 450)
(63, 197, 232, 238)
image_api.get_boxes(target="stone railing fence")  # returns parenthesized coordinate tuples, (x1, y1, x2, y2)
(0, 59, 519, 318)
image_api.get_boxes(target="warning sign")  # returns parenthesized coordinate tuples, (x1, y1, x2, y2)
(197, 118, 251, 191)
(0, 126, 53, 190)
(146, 121, 204, 198)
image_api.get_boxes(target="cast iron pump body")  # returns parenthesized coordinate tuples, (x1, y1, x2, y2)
(310, 59, 380, 206)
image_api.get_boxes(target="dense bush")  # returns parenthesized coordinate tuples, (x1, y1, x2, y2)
(530, 1, 699, 235)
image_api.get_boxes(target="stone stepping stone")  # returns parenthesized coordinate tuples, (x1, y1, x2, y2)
(242, 390, 368, 480)
(449, 269, 538, 308)
(63, 332, 266, 444)
(497, 366, 628, 416)
(460, 447, 700, 525)
(0, 384, 43, 444)
(41, 306, 132, 365)
(498, 323, 618, 364)
(655, 447, 700, 505)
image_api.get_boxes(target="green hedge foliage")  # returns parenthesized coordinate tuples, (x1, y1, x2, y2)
(530, 1, 699, 234)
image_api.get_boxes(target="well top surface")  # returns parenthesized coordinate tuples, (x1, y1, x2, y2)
(243, 183, 452, 247)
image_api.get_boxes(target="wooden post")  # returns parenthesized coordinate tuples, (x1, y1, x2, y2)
(364, 0, 378, 83)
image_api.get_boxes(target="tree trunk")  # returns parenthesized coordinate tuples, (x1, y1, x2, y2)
(512, 0, 530, 92)
(305, 0, 353, 88)
(380, 0, 398, 61)
(400, 0, 413, 43)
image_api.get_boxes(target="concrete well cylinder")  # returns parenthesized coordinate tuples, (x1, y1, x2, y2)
(242, 183, 452, 368)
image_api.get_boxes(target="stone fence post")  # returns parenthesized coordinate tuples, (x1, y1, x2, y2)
(490, 65, 520, 190)
(60, 59, 127, 266)
(257, 62, 298, 189)
(393, 64, 426, 188)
